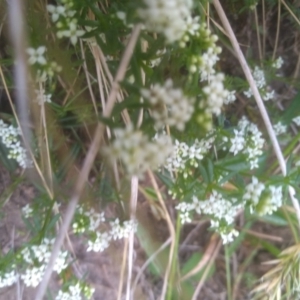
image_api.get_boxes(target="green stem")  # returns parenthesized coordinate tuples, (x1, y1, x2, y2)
(166, 213, 182, 300)
(225, 245, 233, 300)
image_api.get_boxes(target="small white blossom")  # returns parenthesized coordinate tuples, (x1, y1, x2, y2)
(87, 232, 111, 252)
(229, 129, 245, 155)
(137, 0, 193, 43)
(22, 204, 33, 218)
(104, 124, 173, 177)
(58, 21, 85, 45)
(27, 46, 47, 65)
(165, 131, 215, 174)
(244, 66, 266, 98)
(202, 73, 228, 115)
(0, 270, 19, 288)
(224, 90, 236, 104)
(272, 56, 284, 69)
(273, 121, 287, 136)
(243, 177, 265, 213)
(56, 283, 82, 300)
(0, 120, 32, 168)
(263, 90, 275, 101)
(110, 218, 138, 240)
(293, 116, 300, 126)
(141, 79, 194, 130)
(47, 5, 66, 22)
(21, 266, 45, 287)
(175, 202, 195, 224)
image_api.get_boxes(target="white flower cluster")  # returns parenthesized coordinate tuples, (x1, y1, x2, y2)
(224, 90, 237, 105)
(202, 73, 229, 115)
(141, 79, 195, 131)
(47, 0, 85, 45)
(104, 124, 173, 176)
(243, 66, 275, 101)
(149, 48, 166, 68)
(228, 117, 265, 169)
(22, 204, 33, 218)
(110, 218, 138, 240)
(273, 121, 287, 136)
(193, 191, 242, 227)
(27, 46, 62, 82)
(0, 269, 19, 288)
(0, 120, 32, 168)
(165, 131, 216, 176)
(20, 239, 69, 287)
(72, 206, 138, 253)
(73, 206, 105, 234)
(56, 282, 95, 300)
(293, 116, 300, 126)
(272, 56, 284, 69)
(187, 23, 222, 80)
(176, 191, 242, 244)
(243, 177, 282, 215)
(137, 0, 193, 43)
(35, 89, 52, 105)
(86, 218, 137, 253)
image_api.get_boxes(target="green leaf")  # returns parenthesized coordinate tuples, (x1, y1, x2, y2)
(198, 162, 209, 183)
(280, 91, 300, 125)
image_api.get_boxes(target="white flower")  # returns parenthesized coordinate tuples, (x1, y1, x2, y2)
(175, 202, 195, 224)
(273, 121, 287, 135)
(224, 90, 236, 104)
(104, 124, 173, 176)
(27, 46, 47, 65)
(22, 204, 33, 218)
(199, 47, 220, 81)
(87, 232, 111, 252)
(202, 73, 228, 115)
(35, 90, 52, 105)
(243, 177, 265, 213)
(243, 66, 266, 98)
(57, 21, 85, 45)
(263, 90, 275, 101)
(141, 79, 194, 130)
(137, 0, 193, 43)
(21, 265, 45, 287)
(229, 129, 245, 155)
(272, 56, 284, 69)
(110, 218, 137, 240)
(0, 270, 19, 288)
(56, 283, 82, 300)
(47, 5, 66, 22)
(293, 116, 300, 126)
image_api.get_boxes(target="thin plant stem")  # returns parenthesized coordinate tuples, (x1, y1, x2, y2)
(213, 0, 300, 230)
(34, 24, 142, 300)
(281, 0, 300, 26)
(225, 245, 233, 300)
(117, 238, 129, 300)
(166, 213, 182, 300)
(125, 176, 139, 300)
(254, 6, 263, 62)
(272, 0, 281, 60)
(262, 0, 266, 58)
